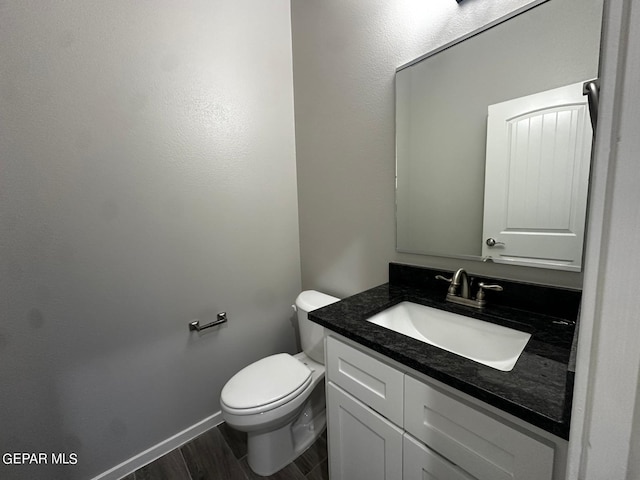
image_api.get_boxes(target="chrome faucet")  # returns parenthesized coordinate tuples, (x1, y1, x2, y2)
(436, 268, 503, 309)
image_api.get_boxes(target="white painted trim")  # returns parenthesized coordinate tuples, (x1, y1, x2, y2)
(90, 411, 224, 480)
(568, 0, 640, 476)
(565, 0, 627, 478)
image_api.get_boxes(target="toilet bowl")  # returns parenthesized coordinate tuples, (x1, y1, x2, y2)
(220, 290, 339, 476)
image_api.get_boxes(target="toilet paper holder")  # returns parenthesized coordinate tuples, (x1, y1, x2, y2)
(189, 312, 227, 332)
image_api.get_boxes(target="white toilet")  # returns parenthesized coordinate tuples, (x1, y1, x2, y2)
(220, 290, 339, 476)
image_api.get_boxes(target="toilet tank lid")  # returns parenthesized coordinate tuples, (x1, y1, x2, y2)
(296, 290, 340, 313)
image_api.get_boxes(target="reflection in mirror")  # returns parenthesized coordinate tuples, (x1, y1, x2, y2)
(482, 82, 592, 271)
(395, 0, 603, 272)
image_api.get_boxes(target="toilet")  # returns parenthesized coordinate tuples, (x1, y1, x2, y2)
(220, 290, 339, 476)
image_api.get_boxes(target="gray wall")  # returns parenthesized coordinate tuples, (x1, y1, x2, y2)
(0, 1, 300, 479)
(292, 0, 596, 293)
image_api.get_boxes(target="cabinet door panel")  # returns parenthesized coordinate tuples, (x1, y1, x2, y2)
(404, 375, 554, 480)
(327, 382, 403, 480)
(327, 336, 404, 425)
(404, 433, 477, 480)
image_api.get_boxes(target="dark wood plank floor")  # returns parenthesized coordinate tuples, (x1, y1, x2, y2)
(121, 423, 328, 480)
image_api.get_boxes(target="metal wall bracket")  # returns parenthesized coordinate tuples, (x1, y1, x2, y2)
(189, 312, 227, 332)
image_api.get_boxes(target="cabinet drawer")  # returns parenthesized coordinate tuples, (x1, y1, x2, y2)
(404, 433, 476, 480)
(404, 375, 554, 480)
(327, 336, 403, 425)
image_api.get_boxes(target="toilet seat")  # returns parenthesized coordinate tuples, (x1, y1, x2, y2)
(221, 353, 313, 416)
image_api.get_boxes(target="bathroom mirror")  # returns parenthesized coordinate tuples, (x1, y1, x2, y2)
(395, 0, 603, 271)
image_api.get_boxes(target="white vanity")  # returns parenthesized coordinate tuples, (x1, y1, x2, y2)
(311, 263, 578, 480)
(325, 334, 566, 480)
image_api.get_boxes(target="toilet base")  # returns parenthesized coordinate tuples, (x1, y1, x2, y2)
(247, 384, 326, 476)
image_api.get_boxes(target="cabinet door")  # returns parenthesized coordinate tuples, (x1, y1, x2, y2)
(404, 433, 477, 480)
(327, 382, 403, 480)
(404, 375, 554, 480)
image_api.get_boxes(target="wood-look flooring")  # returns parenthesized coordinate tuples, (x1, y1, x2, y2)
(121, 423, 329, 480)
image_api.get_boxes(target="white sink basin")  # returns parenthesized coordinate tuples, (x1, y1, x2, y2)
(366, 302, 531, 371)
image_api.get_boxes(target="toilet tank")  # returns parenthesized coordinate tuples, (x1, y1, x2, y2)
(295, 290, 339, 364)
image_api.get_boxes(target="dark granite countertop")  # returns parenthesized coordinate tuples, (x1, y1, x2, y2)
(310, 264, 580, 440)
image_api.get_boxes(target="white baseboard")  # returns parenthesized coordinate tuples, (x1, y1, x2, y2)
(91, 411, 224, 480)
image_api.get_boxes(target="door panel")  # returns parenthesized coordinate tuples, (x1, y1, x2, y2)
(482, 81, 593, 271)
(327, 383, 403, 480)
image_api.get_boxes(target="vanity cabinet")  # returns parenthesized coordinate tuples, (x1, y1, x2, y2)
(326, 335, 556, 480)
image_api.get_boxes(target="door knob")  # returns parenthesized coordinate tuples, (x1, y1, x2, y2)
(485, 238, 505, 247)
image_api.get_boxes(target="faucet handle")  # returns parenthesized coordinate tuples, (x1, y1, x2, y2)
(476, 282, 503, 301)
(436, 275, 457, 295)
